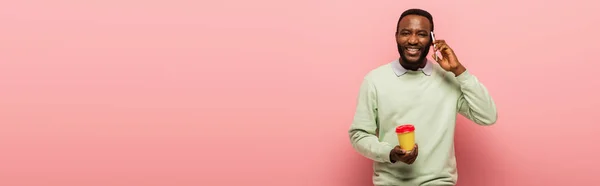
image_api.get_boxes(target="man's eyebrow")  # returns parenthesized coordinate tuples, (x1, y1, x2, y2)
(399, 28, 429, 33)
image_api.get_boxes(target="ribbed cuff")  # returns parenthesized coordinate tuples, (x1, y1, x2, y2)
(379, 142, 395, 163)
(455, 69, 472, 81)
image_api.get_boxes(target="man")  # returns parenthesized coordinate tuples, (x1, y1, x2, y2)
(348, 8, 498, 186)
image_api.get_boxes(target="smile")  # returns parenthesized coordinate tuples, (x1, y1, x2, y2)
(405, 48, 421, 56)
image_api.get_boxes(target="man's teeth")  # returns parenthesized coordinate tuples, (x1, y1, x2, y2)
(407, 48, 419, 52)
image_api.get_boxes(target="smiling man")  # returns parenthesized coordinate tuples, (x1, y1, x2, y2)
(348, 8, 498, 186)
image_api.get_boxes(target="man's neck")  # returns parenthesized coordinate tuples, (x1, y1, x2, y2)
(399, 58, 426, 71)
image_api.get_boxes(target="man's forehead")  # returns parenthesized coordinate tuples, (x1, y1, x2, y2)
(398, 15, 431, 30)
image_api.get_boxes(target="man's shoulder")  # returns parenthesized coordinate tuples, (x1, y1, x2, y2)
(363, 62, 394, 80)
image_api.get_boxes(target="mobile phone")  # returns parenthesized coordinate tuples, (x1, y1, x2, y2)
(430, 31, 439, 61)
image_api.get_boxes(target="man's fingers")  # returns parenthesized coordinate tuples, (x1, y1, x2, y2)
(410, 150, 417, 158)
(432, 51, 442, 62)
(398, 154, 417, 164)
(406, 145, 418, 164)
(414, 144, 418, 155)
(438, 44, 450, 53)
(406, 156, 416, 164)
(441, 45, 456, 57)
(400, 149, 407, 156)
(433, 40, 453, 56)
(391, 154, 400, 162)
(393, 146, 407, 157)
(433, 40, 445, 50)
(394, 145, 422, 165)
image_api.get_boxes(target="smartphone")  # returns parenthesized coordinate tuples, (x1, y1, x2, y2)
(430, 31, 439, 61)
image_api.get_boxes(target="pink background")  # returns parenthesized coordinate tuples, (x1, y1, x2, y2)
(1, 0, 599, 185)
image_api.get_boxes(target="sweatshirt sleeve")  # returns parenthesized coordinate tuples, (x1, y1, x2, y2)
(455, 70, 498, 125)
(348, 77, 395, 163)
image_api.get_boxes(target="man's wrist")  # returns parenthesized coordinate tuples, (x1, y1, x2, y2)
(452, 65, 466, 77)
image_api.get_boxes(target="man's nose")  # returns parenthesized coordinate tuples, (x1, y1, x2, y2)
(408, 35, 418, 44)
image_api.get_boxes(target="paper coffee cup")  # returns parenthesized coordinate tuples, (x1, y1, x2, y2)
(396, 124, 415, 151)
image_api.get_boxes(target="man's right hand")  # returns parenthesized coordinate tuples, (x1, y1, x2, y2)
(390, 144, 418, 164)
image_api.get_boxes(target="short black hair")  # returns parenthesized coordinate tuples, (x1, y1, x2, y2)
(396, 8, 434, 33)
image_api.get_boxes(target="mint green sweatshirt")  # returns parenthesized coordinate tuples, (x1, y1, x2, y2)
(349, 59, 497, 186)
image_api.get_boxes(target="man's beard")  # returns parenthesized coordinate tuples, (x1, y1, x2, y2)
(397, 42, 431, 68)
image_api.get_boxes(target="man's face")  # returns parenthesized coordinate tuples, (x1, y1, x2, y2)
(396, 15, 432, 64)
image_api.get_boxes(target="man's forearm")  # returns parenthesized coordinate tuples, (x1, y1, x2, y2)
(455, 70, 498, 125)
(349, 78, 395, 163)
(349, 126, 395, 163)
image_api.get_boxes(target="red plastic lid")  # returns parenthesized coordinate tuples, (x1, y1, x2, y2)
(396, 124, 415, 133)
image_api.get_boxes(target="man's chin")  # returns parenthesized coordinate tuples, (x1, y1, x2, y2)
(401, 55, 423, 64)
(398, 48, 428, 64)
(405, 59, 421, 63)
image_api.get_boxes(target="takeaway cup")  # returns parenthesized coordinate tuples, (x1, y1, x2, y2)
(396, 124, 415, 151)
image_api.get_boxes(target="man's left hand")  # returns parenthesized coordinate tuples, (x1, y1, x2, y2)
(432, 40, 466, 76)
